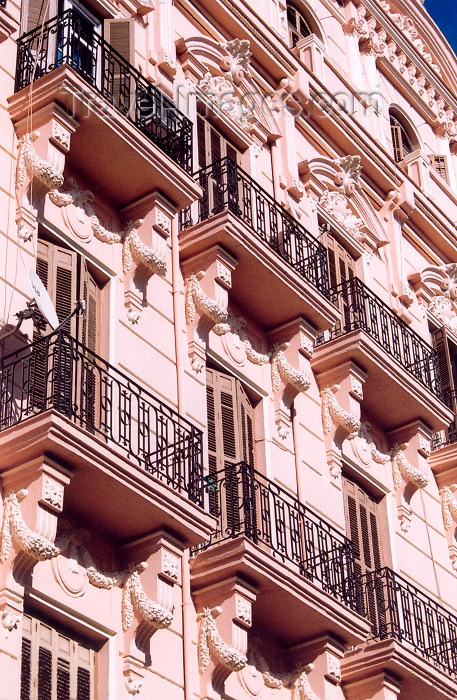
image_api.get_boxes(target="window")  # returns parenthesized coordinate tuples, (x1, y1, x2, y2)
(320, 228, 356, 289)
(432, 327, 457, 445)
(196, 113, 239, 169)
(287, 3, 312, 47)
(36, 235, 100, 352)
(430, 155, 449, 184)
(20, 612, 97, 700)
(342, 476, 383, 580)
(390, 114, 414, 163)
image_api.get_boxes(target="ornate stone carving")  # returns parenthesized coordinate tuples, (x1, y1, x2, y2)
(359, 422, 391, 464)
(1, 610, 21, 637)
(52, 123, 70, 150)
(16, 132, 64, 191)
(122, 564, 173, 632)
(42, 476, 64, 512)
(0, 490, 62, 563)
(125, 674, 142, 695)
(185, 271, 229, 326)
(327, 655, 341, 681)
(321, 385, 361, 439)
(220, 38, 252, 84)
(440, 485, 457, 570)
(197, 607, 247, 674)
(319, 190, 364, 241)
(162, 551, 179, 582)
(248, 639, 320, 699)
(334, 155, 362, 196)
(271, 343, 310, 394)
(235, 596, 252, 626)
(48, 177, 167, 276)
(391, 443, 428, 491)
(18, 222, 34, 242)
(428, 295, 457, 334)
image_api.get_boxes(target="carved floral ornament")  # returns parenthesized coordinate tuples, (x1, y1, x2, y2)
(343, 2, 457, 138)
(319, 156, 365, 243)
(197, 608, 320, 699)
(408, 264, 457, 335)
(185, 271, 311, 397)
(320, 386, 429, 528)
(440, 485, 457, 571)
(0, 490, 173, 633)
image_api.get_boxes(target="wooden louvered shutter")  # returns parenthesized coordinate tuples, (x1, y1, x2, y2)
(239, 382, 254, 467)
(21, 613, 95, 700)
(197, 116, 207, 170)
(432, 328, 457, 407)
(79, 260, 98, 352)
(25, 0, 50, 33)
(343, 476, 382, 576)
(104, 19, 134, 111)
(36, 238, 78, 334)
(391, 124, 404, 163)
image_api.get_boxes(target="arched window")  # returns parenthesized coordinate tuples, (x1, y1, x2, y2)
(389, 113, 414, 162)
(287, 3, 312, 47)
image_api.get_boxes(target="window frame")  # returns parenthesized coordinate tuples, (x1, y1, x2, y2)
(286, 2, 313, 48)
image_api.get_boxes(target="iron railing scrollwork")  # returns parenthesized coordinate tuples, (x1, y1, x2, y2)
(364, 567, 457, 678)
(199, 461, 363, 614)
(316, 277, 442, 400)
(0, 330, 204, 505)
(15, 10, 193, 172)
(179, 157, 330, 298)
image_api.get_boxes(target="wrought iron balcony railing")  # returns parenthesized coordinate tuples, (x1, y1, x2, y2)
(364, 567, 457, 678)
(15, 9, 192, 172)
(432, 389, 457, 449)
(316, 277, 442, 400)
(0, 331, 204, 506)
(199, 461, 363, 614)
(180, 157, 330, 298)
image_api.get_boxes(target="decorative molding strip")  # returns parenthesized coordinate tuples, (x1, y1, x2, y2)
(197, 606, 247, 674)
(321, 385, 361, 439)
(185, 272, 229, 326)
(271, 342, 310, 394)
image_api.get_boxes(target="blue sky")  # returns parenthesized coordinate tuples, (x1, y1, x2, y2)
(424, 0, 457, 55)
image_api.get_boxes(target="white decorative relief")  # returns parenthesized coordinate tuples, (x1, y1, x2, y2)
(271, 343, 311, 394)
(391, 443, 429, 533)
(125, 674, 142, 695)
(197, 606, 247, 674)
(219, 38, 252, 84)
(235, 596, 252, 626)
(185, 271, 229, 326)
(162, 551, 180, 582)
(327, 655, 341, 681)
(440, 485, 457, 571)
(333, 155, 362, 196)
(247, 639, 320, 699)
(1, 610, 21, 637)
(0, 491, 173, 634)
(216, 260, 232, 288)
(319, 190, 364, 241)
(41, 476, 64, 512)
(51, 123, 70, 150)
(16, 132, 65, 192)
(321, 385, 361, 439)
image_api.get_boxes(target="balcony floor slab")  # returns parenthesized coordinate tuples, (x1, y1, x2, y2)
(312, 329, 452, 432)
(9, 67, 202, 209)
(179, 211, 341, 332)
(342, 638, 457, 699)
(190, 536, 369, 646)
(0, 410, 216, 547)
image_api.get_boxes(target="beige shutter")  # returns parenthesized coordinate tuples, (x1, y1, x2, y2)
(391, 124, 404, 162)
(431, 155, 449, 184)
(343, 476, 382, 576)
(104, 19, 134, 61)
(78, 259, 99, 352)
(21, 613, 95, 700)
(25, 0, 50, 33)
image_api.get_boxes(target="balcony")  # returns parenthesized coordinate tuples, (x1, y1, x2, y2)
(191, 462, 369, 645)
(10, 10, 199, 208)
(0, 331, 214, 545)
(432, 389, 457, 450)
(179, 158, 340, 331)
(312, 277, 451, 431)
(342, 567, 457, 699)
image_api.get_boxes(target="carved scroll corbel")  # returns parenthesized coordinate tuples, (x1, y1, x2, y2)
(122, 563, 173, 632)
(269, 341, 311, 441)
(391, 443, 429, 533)
(197, 606, 247, 674)
(321, 385, 361, 439)
(248, 639, 320, 699)
(0, 490, 62, 564)
(440, 485, 457, 570)
(185, 272, 229, 326)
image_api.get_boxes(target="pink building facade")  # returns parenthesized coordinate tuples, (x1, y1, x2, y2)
(1, 0, 457, 697)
